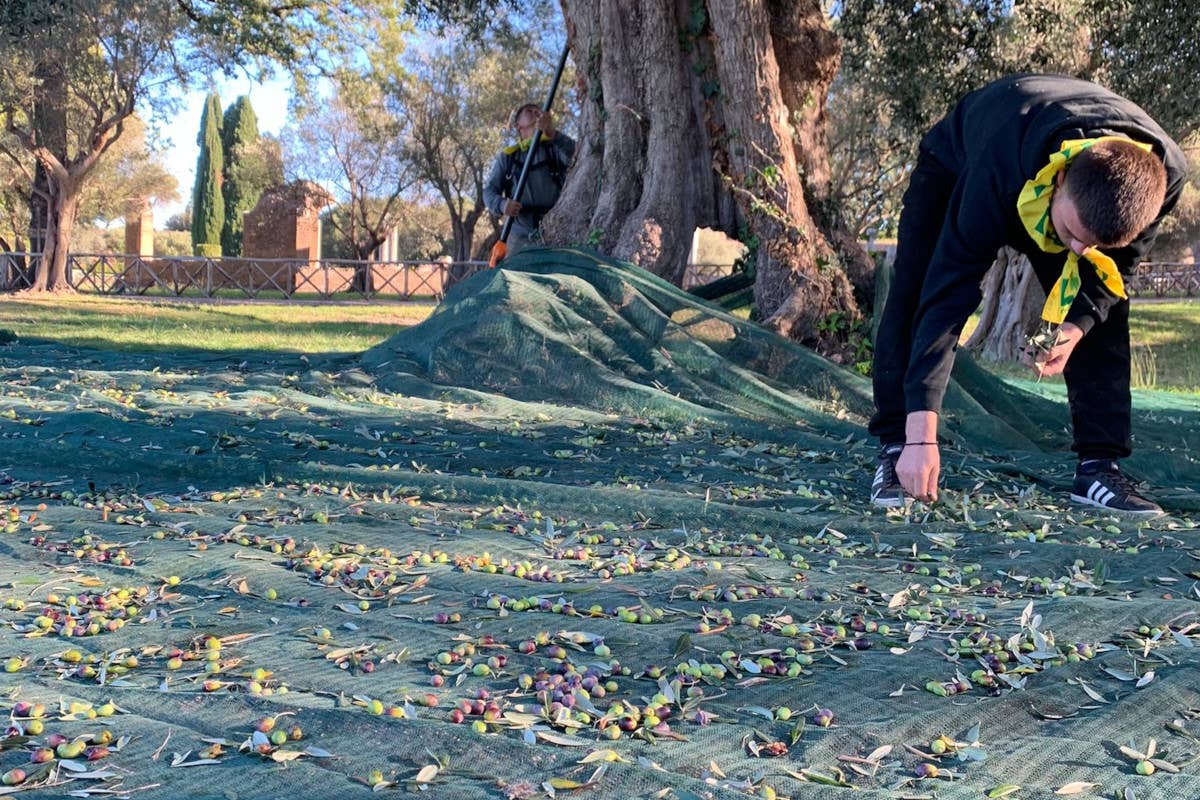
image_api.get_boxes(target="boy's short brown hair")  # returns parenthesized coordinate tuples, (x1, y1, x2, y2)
(1063, 139, 1167, 248)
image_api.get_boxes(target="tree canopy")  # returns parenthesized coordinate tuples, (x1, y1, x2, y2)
(321, 199, 449, 261)
(288, 71, 418, 263)
(281, 2, 569, 263)
(0, 0, 399, 288)
(77, 114, 178, 226)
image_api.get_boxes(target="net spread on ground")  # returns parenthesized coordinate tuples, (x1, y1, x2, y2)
(0, 248, 1196, 799)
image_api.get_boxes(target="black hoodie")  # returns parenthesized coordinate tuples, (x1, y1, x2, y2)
(903, 74, 1187, 415)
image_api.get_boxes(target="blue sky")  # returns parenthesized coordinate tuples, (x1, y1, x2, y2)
(150, 74, 293, 226)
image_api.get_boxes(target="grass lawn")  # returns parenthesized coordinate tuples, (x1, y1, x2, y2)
(0, 294, 436, 354)
(1126, 300, 1200, 391)
(2, 293, 1197, 393)
(962, 300, 1200, 393)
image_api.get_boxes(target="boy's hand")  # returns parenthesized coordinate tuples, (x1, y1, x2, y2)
(536, 110, 557, 138)
(897, 444, 940, 502)
(1030, 322, 1083, 377)
(898, 410, 940, 502)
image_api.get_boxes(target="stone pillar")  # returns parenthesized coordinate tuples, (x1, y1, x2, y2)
(124, 204, 154, 257)
(295, 199, 321, 264)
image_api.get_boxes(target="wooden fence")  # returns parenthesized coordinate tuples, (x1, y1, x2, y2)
(0, 253, 488, 301)
(1126, 261, 1200, 298)
(2, 252, 1197, 301)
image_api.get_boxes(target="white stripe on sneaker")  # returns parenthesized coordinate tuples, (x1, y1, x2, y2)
(1083, 479, 1118, 508)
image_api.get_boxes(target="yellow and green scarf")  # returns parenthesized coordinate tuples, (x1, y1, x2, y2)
(503, 137, 540, 155)
(1016, 136, 1151, 324)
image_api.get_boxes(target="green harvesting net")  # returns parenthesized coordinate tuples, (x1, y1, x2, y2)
(0, 246, 1195, 799)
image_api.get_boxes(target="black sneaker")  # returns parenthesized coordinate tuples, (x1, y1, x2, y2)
(871, 444, 907, 507)
(1070, 460, 1163, 515)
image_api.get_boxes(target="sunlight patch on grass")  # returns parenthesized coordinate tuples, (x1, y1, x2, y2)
(0, 295, 435, 354)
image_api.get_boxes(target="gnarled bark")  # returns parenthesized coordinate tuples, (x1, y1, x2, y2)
(964, 247, 1044, 362)
(767, 0, 875, 307)
(546, 0, 863, 352)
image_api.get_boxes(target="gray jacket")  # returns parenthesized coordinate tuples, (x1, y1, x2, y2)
(483, 134, 576, 235)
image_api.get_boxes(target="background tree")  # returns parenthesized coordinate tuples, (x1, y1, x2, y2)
(0, 0, 397, 291)
(825, 75, 911, 241)
(0, 1, 149, 289)
(77, 114, 178, 227)
(220, 95, 263, 257)
(1086, 0, 1200, 136)
(191, 92, 225, 256)
(321, 199, 449, 261)
(0, 130, 31, 254)
(154, 230, 192, 257)
(227, 134, 284, 221)
(834, 0, 1200, 231)
(72, 226, 124, 254)
(832, 0, 1010, 240)
(836, 0, 1200, 361)
(385, 27, 571, 262)
(1149, 135, 1200, 262)
(164, 208, 192, 233)
(288, 72, 417, 277)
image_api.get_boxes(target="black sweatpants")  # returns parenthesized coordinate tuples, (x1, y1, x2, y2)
(869, 152, 1133, 460)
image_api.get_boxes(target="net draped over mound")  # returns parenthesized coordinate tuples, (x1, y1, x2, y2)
(0, 246, 1194, 799)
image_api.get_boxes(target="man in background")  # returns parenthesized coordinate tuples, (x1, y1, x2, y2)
(483, 103, 576, 256)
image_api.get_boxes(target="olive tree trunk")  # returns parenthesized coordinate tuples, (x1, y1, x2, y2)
(31, 178, 79, 292)
(546, 0, 869, 353)
(16, 60, 125, 293)
(964, 247, 1044, 362)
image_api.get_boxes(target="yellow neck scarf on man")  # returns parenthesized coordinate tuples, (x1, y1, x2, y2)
(503, 137, 538, 156)
(1016, 136, 1151, 324)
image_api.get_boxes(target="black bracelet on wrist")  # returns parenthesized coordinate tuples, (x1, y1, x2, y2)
(904, 442, 938, 446)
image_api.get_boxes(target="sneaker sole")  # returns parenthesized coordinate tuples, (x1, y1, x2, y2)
(1069, 493, 1163, 516)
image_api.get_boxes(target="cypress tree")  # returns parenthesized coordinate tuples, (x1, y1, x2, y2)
(191, 92, 224, 256)
(220, 95, 260, 257)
